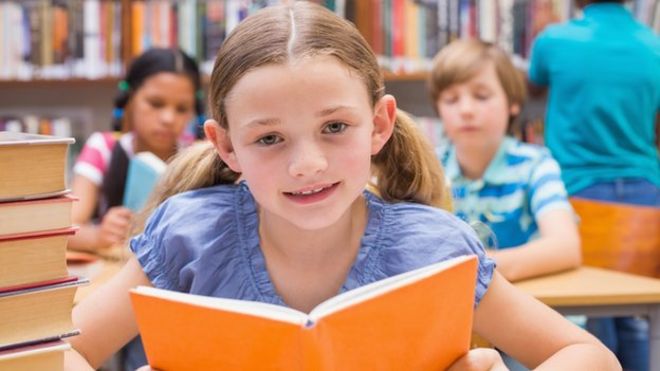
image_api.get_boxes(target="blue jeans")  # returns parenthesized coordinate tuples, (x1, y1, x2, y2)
(574, 178, 659, 371)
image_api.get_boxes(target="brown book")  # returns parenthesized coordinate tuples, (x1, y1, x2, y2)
(0, 132, 74, 202)
(0, 278, 87, 351)
(0, 195, 75, 236)
(0, 227, 77, 289)
(0, 340, 70, 371)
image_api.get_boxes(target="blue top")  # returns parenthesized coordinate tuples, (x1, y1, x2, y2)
(529, 3, 660, 194)
(130, 181, 495, 307)
(441, 137, 572, 249)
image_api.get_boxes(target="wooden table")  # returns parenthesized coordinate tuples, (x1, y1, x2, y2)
(516, 267, 660, 371)
(70, 262, 660, 369)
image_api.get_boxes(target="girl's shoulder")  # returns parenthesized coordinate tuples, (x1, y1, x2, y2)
(364, 192, 483, 256)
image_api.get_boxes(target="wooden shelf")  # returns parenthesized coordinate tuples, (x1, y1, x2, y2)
(0, 77, 121, 88)
(0, 71, 429, 88)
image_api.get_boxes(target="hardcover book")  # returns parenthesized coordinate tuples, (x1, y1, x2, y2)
(0, 195, 75, 236)
(0, 277, 88, 350)
(0, 227, 77, 289)
(131, 255, 478, 371)
(0, 131, 74, 202)
(0, 340, 70, 371)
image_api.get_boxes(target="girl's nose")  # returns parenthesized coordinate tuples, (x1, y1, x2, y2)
(288, 142, 328, 178)
(160, 107, 176, 125)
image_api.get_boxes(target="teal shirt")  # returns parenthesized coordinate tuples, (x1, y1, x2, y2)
(529, 3, 660, 194)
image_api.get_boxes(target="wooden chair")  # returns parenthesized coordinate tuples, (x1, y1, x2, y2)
(570, 197, 660, 278)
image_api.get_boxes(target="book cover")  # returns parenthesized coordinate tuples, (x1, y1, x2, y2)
(131, 255, 478, 371)
(0, 340, 70, 371)
(0, 194, 75, 236)
(123, 151, 167, 212)
(0, 227, 77, 289)
(0, 277, 88, 350)
(0, 131, 74, 202)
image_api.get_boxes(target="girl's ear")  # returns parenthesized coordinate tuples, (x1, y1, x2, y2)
(371, 94, 397, 155)
(204, 119, 242, 172)
(510, 103, 521, 117)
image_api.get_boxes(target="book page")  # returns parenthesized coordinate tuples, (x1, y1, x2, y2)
(309, 255, 474, 321)
(131, 286, 308, 325)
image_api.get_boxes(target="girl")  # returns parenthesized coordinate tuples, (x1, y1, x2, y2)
(66, 3, 618, 370)
(430, 39, 581, 283)
(69, 48, 204, 253)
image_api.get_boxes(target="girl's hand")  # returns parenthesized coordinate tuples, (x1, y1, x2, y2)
(136, 366, 157, 371)
(447, 348, 509, 371)
(97, 206, 133, 249)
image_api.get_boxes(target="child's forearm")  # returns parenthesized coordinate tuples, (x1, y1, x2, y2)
(67, 224, 103, 252)
(535, 343, 620, 370)
(488, 236, 580, 282)
(64, 349, 95, 371)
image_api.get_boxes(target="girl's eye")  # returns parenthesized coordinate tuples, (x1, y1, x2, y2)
(442, 96, 458, 104)
(323, 122, 347, 134)
(475, 92, 491, 100)
(257, 134, 281, 146)
(177, 105, 192, 114)
(149, 100, 165, 109)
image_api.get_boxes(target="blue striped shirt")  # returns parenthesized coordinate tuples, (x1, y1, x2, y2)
(441, 137, 572, 249)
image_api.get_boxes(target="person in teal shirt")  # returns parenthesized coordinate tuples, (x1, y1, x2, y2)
(529, 1, 659, 369)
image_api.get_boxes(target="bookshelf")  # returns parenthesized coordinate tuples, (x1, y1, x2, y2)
(0, 0, 657, 146)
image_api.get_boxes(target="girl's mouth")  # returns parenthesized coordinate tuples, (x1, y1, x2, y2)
(284, 182, 340, 204)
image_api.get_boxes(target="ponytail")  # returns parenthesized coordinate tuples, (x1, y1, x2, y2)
(131, 141, 240, 235)
(371, 109, 452, 211)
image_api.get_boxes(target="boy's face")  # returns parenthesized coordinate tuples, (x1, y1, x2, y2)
(208, 56, 393, 231)
(436, 62, 518, 153)
(128, 72, 195, 153)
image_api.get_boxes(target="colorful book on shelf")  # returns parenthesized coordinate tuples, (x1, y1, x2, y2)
(0, 277, 88, 351)
(0, 195, 75, 236)
(123, 151, 167, 212)
(0, 340, 70, 371)
(130, 255, 478, 371)
(0, 131, 74, 202)
(0, 227, 77, 291)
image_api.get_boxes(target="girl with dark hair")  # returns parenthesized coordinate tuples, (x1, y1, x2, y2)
(69, 48, 204, 253)
(66, 3, 618, 370)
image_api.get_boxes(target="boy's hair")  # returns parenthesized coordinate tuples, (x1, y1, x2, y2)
(428, 39, 527, 129)
(134, 2, 451, 233)
(112, 48, 204, 134)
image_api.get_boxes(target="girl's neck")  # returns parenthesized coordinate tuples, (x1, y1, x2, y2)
(455, 141, 500, 180)
(258, 195, 368, 312)
(258, 195, 367, 267)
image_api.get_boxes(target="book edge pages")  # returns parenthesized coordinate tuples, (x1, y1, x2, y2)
(0, 341, 71, 361)
(0, 132, 75, 146)
(0, 331, 80, 353)
(0, 277, 90, 298)
(131, 286, 308, 326)
(0, 189, 71, 203)
(309, 254, 476, 321)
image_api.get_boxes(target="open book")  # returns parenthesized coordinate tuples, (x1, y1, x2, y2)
(122, 151, 167, 212)
(130, 255, 478, 371)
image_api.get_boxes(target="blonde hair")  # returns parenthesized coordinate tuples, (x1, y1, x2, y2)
(134, 2, 451, 233)
(428, 39, 527, 128)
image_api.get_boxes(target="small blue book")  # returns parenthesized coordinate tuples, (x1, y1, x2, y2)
(123, 152, 167, 212)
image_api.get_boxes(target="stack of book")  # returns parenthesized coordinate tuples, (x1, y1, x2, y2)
(0, 131, 88, 371)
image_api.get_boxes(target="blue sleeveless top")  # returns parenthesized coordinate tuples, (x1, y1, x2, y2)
(130, 181, 495, 306)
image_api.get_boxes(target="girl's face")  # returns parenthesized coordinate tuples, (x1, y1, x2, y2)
(208, 56, 394, 231)
(127, 72, 196, 154)
(436, 62, 518, 152)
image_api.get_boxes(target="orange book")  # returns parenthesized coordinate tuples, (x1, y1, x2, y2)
(130, 255, 478, 371)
